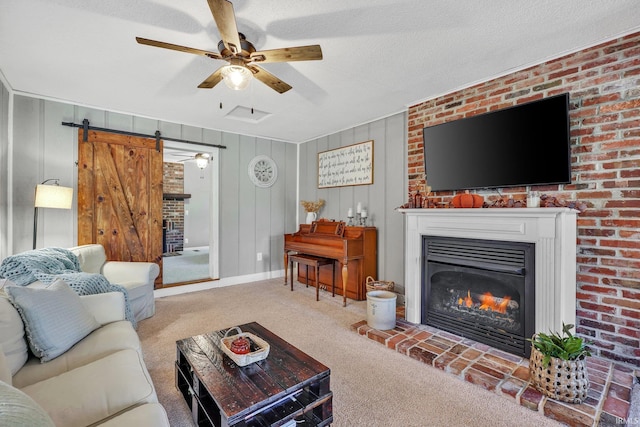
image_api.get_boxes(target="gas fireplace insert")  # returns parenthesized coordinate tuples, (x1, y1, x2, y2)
(422, 236, 535, 357)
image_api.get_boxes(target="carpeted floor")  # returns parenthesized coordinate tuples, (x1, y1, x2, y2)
(137, 278, 562, 427)
(162, 248, 210, 285)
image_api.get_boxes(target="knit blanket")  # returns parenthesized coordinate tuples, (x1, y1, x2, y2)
(0, 248, 136, 328)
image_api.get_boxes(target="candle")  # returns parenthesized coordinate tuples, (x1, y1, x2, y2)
(356, 202, 362, 214)
(347, 208, 353, 217)
(361, 209, 367, 218)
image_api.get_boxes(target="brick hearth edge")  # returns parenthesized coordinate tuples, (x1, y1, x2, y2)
(352, 309, 639, 427)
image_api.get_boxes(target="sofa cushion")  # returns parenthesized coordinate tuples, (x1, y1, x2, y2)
(0, 288, 28, 375)
(22, 349, 157, 427)
(97, 403, 170, 427)
(12, 320, 141, 388)
(69, 244, 107, 274)
(5, 279, 100, 362)
(0, 346, 12, 384)
(80, 291, 126, 326)
(0, 380, 55, 427)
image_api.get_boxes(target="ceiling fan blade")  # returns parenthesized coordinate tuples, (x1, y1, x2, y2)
(136, 37, 222, 59)
(207, 0, 242, 54)
(250, 45, 323, 64)
(249, 65, 292, 94)
(198, 67, 225, 89)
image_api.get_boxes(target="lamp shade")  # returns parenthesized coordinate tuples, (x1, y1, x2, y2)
(34, 184, 73, 209)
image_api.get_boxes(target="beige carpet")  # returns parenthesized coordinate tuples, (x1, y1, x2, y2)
(137, 278, 561, 427)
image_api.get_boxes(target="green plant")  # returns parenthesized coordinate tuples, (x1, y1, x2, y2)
(528, 323, 591, 366)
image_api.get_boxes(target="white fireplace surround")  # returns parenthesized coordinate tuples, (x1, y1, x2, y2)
(400, 208, 578, 335)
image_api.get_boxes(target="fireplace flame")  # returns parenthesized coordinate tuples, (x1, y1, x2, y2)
(457, 290, 474, 308)
(457, 291, 512, 314)
(479, 292, 511, 314)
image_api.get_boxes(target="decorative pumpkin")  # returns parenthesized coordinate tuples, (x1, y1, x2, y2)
(452, 190, 484, 208)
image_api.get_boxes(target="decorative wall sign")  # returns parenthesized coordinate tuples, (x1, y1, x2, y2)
(317, 140, 374, 188)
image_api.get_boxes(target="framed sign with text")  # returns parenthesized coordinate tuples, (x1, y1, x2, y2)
(317, 140, 374, 188)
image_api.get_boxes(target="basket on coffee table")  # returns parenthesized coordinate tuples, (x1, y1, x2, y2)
(219, 326, 270, 367)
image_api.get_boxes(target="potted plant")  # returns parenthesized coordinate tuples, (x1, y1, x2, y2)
(300, 199, 325, 224)
(528, 323, 591, 403)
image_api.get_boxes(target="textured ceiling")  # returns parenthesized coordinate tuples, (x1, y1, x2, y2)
(1, 0, 640, 143)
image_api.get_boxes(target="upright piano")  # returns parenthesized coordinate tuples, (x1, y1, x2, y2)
(284, 220, 377, 302)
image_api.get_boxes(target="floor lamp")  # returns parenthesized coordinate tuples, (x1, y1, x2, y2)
(33, 179, 73, 249)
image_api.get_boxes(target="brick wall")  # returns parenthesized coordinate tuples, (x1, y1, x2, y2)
(408, 33, 640, 366)
(163, 162, 184, 253)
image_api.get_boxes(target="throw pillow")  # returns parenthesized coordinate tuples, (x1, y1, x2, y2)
(0, 380, 55, 426)
(5, 279, 100, 362)
(0, 289, 28, 375)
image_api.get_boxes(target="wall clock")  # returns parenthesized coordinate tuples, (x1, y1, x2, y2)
(248, 155, 278, 188)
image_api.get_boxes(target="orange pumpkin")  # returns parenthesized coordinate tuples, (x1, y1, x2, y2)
(452, 190, 484, 208)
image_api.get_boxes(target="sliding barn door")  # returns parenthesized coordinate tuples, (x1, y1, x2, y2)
(77, 129, 163, 286)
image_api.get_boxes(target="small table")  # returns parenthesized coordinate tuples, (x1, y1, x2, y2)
(176, 322, 333, 427)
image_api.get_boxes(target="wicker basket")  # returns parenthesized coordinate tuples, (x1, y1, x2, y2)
(528, 344, 589, 403)
(365, 276, 395, 292)
(219, 327, 270, 367)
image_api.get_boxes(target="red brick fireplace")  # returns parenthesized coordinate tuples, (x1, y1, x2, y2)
(407, 32, 640, 367)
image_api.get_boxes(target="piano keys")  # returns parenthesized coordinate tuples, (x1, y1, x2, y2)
(284, 220, 377, 303)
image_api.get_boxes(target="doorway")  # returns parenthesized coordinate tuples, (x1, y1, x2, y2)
(162, 143, 219, 286)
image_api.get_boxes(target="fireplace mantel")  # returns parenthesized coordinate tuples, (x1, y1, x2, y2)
(399, 208, 578, 335)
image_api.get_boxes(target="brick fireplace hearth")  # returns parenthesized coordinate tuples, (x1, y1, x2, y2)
(352, 308, 638, 426)
(381, 207, 638, 425)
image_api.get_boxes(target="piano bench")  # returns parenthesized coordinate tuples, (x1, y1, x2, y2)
(289, 254, 336, 301)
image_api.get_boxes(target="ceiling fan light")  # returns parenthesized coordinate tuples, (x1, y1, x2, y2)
(195, 153, 209, 169)
(221, 65, 252, 90)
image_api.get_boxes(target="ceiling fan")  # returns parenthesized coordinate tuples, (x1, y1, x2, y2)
(171, 153, 210, 169)
(136, 0, 323, 94)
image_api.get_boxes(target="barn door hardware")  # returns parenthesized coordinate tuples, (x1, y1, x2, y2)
(61, 121, 227, 150)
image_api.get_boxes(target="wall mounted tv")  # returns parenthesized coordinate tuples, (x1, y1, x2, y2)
(422, 92, 571, 192)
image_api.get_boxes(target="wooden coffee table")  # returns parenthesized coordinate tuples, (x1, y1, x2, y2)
(176, 322, 333, 427)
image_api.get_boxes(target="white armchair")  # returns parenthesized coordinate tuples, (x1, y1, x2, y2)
(68, 245, 159, 322)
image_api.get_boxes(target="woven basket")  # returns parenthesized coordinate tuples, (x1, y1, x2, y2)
(219, 327, 270, 367)
(365, 276, 395, 292)
(529, 344, 589, 403)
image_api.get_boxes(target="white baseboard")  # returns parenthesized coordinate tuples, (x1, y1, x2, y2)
(154, 269, 285, 299)
(181, 245, 209, 252)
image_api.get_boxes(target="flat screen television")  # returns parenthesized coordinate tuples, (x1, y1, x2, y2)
(422, 93, 571, 192)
